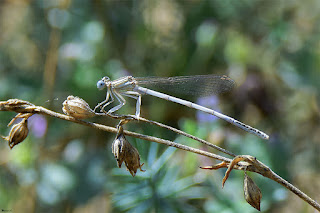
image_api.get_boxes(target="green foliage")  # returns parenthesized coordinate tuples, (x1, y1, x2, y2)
(111, 144, 205, 212)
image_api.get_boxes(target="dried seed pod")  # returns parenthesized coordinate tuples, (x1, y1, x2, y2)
(244, 171, 262, 211)
(123, 143, 144, 177)
(2, 118, 29, 149)
(112, 125, 144, 177)
(62, 96, 95, 119)
(112, 132, 126, 168)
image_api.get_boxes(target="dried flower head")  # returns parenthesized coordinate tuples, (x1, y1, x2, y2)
(244, 171, 262, 211)
(112, 133, 126, 168)
(112, 125, 144, 177)
(62, 96, 95, 119)
(2, 118, 29, 149)
(123, 142, 144, 177)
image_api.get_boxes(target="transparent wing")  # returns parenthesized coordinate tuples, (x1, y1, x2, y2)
(135, 75, 235, 96)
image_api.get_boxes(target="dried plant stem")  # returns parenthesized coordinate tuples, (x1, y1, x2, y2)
(268, 170, 320, 211)
(1, 99, 319, 211)
(218, 155, 320, 211)
(0, 99, 232, 163)
(105, 113, 236, 157)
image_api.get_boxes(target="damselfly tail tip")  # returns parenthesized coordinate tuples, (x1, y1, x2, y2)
(261, 133, 269, 140)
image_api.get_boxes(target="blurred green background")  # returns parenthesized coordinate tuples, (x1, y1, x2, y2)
(0, 0, 319, 212)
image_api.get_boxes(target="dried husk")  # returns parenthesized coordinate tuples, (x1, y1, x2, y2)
(112, 125, 144, 177)
(123, 141, 144, 177)
(112, 134, 126, 168)
(244, 171, 262, 211)
(62, 96, 95, 119)
(2, 118, 29, 149)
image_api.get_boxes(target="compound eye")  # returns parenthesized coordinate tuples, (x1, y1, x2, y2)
(103, 76, 110, 81)
(97, 80, 106, 90)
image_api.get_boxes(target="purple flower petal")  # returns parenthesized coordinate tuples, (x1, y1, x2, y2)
(29, 115, 47, 138)
(196, 95, 220, 123)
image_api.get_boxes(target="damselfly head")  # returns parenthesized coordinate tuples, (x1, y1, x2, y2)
(96, 80, 106, 90)
(97, 76, 110, 90)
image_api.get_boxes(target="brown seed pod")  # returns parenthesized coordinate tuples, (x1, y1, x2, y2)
(2, 118, 29, 149)
(112, 125, 144, 177)
(123, 142, 144, 177)
(62, 96, 95, 119)
(112, 133, 126, 168)
(244, 171, 262, 211)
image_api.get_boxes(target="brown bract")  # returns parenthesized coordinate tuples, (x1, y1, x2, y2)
(244, 171, 262, 211)
(62, 96, 95, 119)
(112, 125, 144, 177)
(2, 118, 29, 149)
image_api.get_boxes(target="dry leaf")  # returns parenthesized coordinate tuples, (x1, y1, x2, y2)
(244, 171, 262, 211)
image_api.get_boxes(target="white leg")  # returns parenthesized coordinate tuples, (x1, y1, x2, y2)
(94, 89, 112, 113)
(136, 95, 141, 118)
(107, 89, 126, 114)
(122, 91, 142, 119)
(101, 88, 115, 113)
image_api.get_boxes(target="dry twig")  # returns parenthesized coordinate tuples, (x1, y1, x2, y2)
(0, 99, 319, 211)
